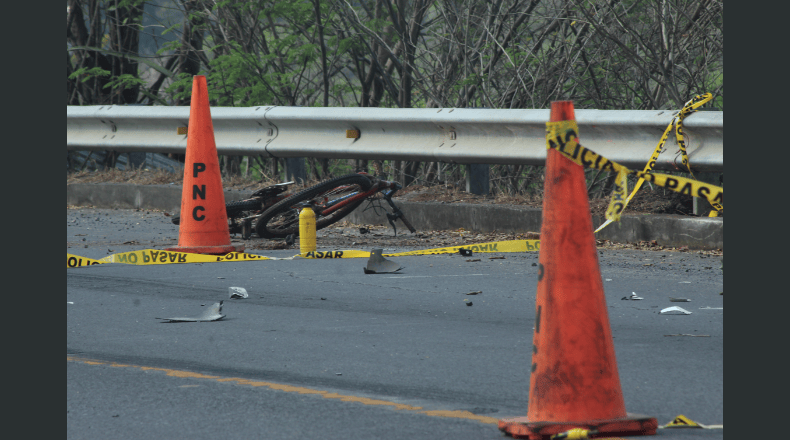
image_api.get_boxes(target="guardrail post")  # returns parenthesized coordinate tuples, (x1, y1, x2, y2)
(466, 164, 490, 195)
(692, 172, 722, 215)
(285, 157, 307, 184)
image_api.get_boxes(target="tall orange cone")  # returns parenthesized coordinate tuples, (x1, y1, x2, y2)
(498, 102, 657, 439)
(166, 75, 244, 255)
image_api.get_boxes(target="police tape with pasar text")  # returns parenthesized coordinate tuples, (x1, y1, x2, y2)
(594, 93, 722, 232)
(545, 119, 723, 225)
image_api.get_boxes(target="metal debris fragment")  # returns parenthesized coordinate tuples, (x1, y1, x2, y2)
(364, 249, 402, 274)
(156, 301, 226, 322)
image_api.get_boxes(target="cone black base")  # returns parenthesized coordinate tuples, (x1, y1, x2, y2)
(498, 413, 658, 439)
(165, 243, 245, 255)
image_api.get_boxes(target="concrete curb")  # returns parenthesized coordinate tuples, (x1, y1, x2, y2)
(67, 183, 723, 250)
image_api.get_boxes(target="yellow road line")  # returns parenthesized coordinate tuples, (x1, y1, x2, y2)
(67, 355, 499, 425)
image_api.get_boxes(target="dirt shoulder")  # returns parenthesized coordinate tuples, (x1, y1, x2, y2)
(67, 170, 721, 256)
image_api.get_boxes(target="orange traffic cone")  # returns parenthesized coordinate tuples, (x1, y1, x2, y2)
(166, 75, 244, 255)
(498, 102, 657, 439)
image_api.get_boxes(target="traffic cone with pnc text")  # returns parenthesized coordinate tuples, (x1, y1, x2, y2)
(166, 75, 244, 255)
(498, 101, 657, 439)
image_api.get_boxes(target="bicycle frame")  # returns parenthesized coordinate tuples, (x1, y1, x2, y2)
(317, 178, 399, 216)
(312, 177, 415, 235)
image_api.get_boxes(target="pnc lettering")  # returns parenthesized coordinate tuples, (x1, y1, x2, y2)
(193, 185, 206, 200)
(193, 162, 206, 178)
(193, 206, 205, 221)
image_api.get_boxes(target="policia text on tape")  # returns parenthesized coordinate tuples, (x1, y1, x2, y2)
(545, 120, 723, 225)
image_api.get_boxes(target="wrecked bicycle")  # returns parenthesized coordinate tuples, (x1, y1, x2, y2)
(254, 172, 416, 239)
(172, 173, 416, 239)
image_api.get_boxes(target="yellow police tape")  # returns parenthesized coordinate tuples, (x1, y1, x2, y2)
(66, 240, 541, 268)
(295, 239, 540, 259)
(546, 120, 723, 225)
(66, 254, 105, 268)
(67, 250, 270, 268)
(594, 93, 722, 233)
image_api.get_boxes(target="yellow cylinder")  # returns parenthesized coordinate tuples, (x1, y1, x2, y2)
(299, 206, 317, 254)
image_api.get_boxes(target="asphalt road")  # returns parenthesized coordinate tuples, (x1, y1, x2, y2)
(67, 208, 723, 439)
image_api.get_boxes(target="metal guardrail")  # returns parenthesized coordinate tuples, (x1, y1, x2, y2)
(67, 105, 723, 172)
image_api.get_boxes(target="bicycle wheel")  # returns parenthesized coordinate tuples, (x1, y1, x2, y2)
(255, 174, 372, 239)
(226, 199, 263, 217)
(171, 198, 261, 225)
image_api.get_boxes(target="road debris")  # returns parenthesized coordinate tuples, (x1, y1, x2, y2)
(156, 301, 226, 322)
(458, 248, 473, 257)
(621, 292, 643, 300)
(660, 306, 692, 315)
(669, 298, 690, 302)
(364, 249, 402, 274)
(466, 291, 482, 295)
(229, 287, 248, 299)
(661, 414, 722, 429)
(664, 334, 710, 337)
